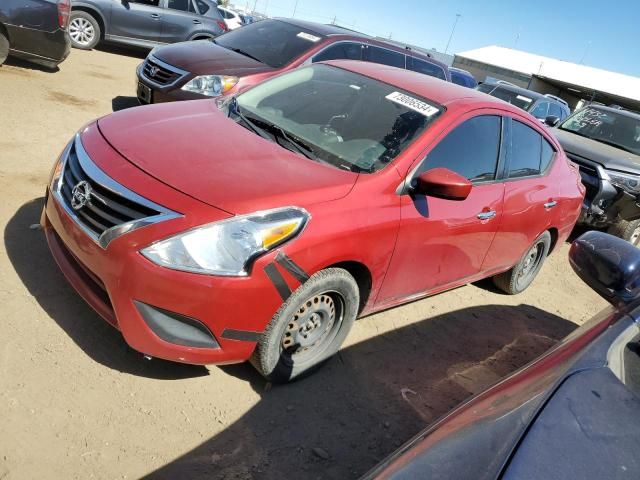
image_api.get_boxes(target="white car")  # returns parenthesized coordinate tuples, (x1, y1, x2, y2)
(218, 7, 243, 30)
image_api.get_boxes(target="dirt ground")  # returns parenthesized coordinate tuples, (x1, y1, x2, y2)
(0, 48, 608, 480)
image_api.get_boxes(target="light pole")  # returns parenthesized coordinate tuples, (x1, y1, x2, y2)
(292, 0, 299, 17)
(444, 13, 461, 55)
(579, 41, 591, 64)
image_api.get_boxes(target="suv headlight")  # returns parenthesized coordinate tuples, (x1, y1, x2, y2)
(607, 171, 640, 194)
(181, 75, 239, 97)
(141, 207, 309, 276)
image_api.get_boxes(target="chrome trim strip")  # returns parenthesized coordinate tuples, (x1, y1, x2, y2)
(138, 55, 190, 89)
(52, 134, 182, 249)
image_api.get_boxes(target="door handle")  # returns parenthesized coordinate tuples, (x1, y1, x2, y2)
(544, 201, 558, 209)
(477, 210, 497, 221)
(193, 19, 202, 24)
(150, 13, 160, 19)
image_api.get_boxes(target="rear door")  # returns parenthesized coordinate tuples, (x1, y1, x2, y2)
(482, 117, 559, 272)
(109, 0, 163, 44)
(159, 0, 201, 42)
(377, 112, 507, 305)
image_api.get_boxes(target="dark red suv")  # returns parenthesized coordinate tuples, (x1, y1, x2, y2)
(44, 61, 584, 382)
(135, 18, 451, 103)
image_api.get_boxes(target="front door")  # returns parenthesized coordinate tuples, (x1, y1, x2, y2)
(377, 113, 506, 306)
(110, 0, 163, 44)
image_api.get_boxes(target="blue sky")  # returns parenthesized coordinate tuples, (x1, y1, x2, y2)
(241, 0, 639, 77)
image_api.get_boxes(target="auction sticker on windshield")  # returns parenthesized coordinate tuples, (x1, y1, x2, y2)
(386, 92, 439, 117)
(297, 32, 321, 42)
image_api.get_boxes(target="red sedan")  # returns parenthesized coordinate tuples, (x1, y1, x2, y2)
(42, 61, 584, 382)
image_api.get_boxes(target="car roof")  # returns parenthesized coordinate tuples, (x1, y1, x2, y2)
(324, 60, 512, 109)
(276, 18, 370, 39)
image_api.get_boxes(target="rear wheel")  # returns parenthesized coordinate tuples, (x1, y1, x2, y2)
(608, 219, 640, 246)
(69, 11, 100, 50)
(0, 30, 9, 65)
(493, 231, 551, 295)
(251, 268, 359, 383)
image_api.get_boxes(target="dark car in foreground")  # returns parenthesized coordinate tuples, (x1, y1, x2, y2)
(366, 231, 640, 480)
(553, 106, 640, 244)
(43, 61, 583, 382)
(68, 0, 227, 50)
(477, 81, 571, 123)
(135, 18, 451, 103)
(0, 0, 71, 68)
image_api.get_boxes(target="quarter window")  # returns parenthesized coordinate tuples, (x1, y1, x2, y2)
(509, 120, 554, 178)
(313, 42, 364, 62)
(195, 0, 209, 13)
(368, 46, 405, 68)
(419, 115, 501, 182)
(407, 57, 447, 81)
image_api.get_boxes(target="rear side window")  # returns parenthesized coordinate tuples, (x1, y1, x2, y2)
(313, 42, 363, 62)
(407, 57, 447, 81)
(509, 121, 554, 178)
(130, 0, 160, 5)
(419, 115, 501, 182)
(167, 0, 194, 11)
(368, 46, 405, 68)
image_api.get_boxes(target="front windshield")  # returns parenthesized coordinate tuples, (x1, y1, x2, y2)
(476, 85, 534, 111)
(559, 107, 640, 155)
(228, 64, 443, 173)
(214, 19, 325, 68)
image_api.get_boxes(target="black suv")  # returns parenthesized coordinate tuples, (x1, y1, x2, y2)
(477, 81, 571, 123)
(0, 0, 71, 68)
(69, 0, 227, 50)
(553, 106, 640, 244)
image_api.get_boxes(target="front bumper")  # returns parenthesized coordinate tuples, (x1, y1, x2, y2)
(41, 128, 287, 365)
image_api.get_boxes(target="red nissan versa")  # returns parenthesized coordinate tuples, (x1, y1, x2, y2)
(42, 61, 584, 382)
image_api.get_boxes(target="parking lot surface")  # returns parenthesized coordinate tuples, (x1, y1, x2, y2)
(0, 49, 608, 479)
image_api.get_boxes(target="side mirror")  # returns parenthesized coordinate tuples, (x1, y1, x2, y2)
(412, 168, 472, 201)
(570, 231, 640, 305)
(544, 115, 560, 127)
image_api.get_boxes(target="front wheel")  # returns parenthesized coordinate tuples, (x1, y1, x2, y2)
(608, 219, 640, 246)
(0, 30, 9, 65)
(493, 231, 551, 295)
(69, 11, 101, 50)
(251, 268, 359, 383)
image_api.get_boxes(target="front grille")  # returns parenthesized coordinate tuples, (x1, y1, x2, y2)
(142, 56, 184, 86)
(59, 141, 160, 238)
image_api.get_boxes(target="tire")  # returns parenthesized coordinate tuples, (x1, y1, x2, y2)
(251, 268, 359, 383)
(0, 30, 8, 66)
(69, 11, 101, 50)
(493, 231, 552, 295)
(608, 219, 640, 246)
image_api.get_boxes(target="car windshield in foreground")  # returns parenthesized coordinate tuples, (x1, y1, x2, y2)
(227, 64, 443, 173)
(477, 84, 534, 111)
(213, 19, 326, 68)
(559, 107, 640, 156)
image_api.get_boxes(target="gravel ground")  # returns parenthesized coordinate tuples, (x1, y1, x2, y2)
(0, 48, 608, 480)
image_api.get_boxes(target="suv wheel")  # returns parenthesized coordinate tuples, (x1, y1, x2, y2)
(493, 231, 551, 295)
(69, 11, 101, 50)
(251, 268, 359, 383)
(0, 30, 9, 65)
(608, 219, 640, 246)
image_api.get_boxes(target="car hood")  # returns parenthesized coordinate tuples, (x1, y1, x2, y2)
(96, 100, 357, 214)
(553, 128, 640, 174)
(153, 40, 275, 77)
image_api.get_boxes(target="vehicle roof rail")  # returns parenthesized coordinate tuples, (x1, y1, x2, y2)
(496, 80, 518, 87)
(544, 94, 569, 106)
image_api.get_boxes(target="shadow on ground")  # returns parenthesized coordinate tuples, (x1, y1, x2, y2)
(3, 56, 59, 73)
(97, 43, 148, 60)
(112, 95, 141, 111)
(5, 198, 208, 380)
(145, 306, 576, 479)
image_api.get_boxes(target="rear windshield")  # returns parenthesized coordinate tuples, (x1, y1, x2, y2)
(214, 19, 325, 68)
(230, 64, 443, 173)
(477, 85, 534, 111)
(559, 107, 640, 156)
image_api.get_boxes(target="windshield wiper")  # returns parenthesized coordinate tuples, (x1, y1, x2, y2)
(228, 98, 273, 141)
(229, 48, 263, 63)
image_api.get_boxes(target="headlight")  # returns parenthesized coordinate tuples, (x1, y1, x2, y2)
(141, 207, 309, 276)
(181, 75, 239, 97)
(607, 171, 640, 194)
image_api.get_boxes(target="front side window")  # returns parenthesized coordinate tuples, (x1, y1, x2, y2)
(312, 42, 363, 62)
(214, 20, 326, 68)
(548, 102, 563, 119)
(559, 107, 640, 155)
(529, 101, 549, 119)
(230, 65, 443, 173)
(368, 46, 405, 68)
(407, 57, 447, 81)
(419, 115, 501, 182)
(509, 120, 553, 178)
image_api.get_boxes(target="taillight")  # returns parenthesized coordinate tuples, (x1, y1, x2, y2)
(216, 20, 228, 32)
(58, 0, 71, 29)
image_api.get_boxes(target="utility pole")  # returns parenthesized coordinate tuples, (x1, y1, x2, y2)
(579, 41, 591, 64)
(292, 0, 299, 17)
(331, 15, 337, 24)
(444, 13, 461, 55)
